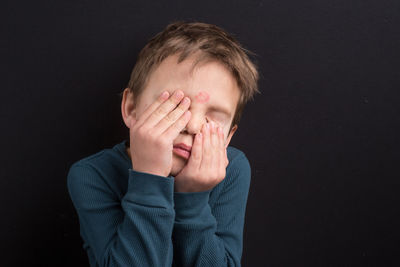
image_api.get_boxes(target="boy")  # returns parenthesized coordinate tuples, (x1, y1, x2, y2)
(67, 21, 259, 266)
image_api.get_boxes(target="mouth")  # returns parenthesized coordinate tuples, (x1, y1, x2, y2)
(173, 143, 191, 160)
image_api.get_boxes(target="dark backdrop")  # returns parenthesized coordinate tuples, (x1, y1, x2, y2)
(2, 0, 399, 266)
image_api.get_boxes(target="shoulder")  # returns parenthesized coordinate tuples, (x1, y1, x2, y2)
(67, 148, 109, 198)
(224, 145, 252, 190)
(67, 147, 111, 182)
(67, 142, 128, 199)
(69, 145, 119, 171)
(226, 145, 251, 172)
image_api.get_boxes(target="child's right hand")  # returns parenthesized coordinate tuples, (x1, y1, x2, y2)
(128, 89, 191, 177)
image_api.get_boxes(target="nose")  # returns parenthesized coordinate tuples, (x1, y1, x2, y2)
(181, 108, 207, 135)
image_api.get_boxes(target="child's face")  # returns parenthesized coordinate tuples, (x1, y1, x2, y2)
(130, 53, 240, 177)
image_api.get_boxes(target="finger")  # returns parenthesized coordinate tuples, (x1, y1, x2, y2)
(187, 131, 202, 169)
(201, 122, 212, 170)
(218, 124, 229, 166)
(142, 89, 185, 129)
(218, 126, 225, 169)
(134, 90, 170, 128)
(164, 110, 191, 141)
(218, 125, 224, 149)
(155, 96, 191, 135)
(210, 121, 220, 170)
(210, 121, 219, 147)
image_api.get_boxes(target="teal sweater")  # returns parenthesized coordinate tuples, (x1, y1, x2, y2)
(67, 139, 251, 267)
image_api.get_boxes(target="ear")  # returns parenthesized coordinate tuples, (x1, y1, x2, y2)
(224, 124, 238, 148)
(121, 88, 137, 128)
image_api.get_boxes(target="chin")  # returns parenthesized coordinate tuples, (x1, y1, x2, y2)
(169, 154, 187, 177)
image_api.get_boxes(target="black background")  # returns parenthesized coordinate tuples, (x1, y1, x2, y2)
(1, 0, 399, 266)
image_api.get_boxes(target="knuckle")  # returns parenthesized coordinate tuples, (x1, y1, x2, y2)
(136, 126, 148, 137)
(155, 106, 168, 116)
(192, 152, 201, 161)
(164, 112, 176, 123)
(147, 134, 156, 143)
(146, 128, 157, 138)
(175, 117, 187, 128)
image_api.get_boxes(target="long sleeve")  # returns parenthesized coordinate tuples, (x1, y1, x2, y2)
(67, 163, 175, 267)
(171, 153, 251, 267)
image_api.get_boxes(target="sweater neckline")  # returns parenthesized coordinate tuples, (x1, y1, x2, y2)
(115, 139, 131, 165)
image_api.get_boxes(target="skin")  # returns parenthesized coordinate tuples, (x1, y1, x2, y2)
(121, 53, 240, 190)
(194, 91, 210, 103)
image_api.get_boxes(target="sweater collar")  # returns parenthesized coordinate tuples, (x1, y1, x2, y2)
(114, 139, 131, 166)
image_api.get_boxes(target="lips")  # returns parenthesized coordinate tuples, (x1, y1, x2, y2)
(173, 143, 192, 152)
(173, 143, 192, 160)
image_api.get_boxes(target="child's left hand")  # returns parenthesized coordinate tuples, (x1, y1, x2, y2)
(174, 121, 229, 192)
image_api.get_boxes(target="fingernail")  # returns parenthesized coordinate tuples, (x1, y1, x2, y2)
(175, 90, 183, 99)
(160, 91, 169, 100)
(182, 97, 189, 104)
(206, 123, 210, 130)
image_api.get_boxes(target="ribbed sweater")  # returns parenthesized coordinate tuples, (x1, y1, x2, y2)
(67, 139, 251, 267)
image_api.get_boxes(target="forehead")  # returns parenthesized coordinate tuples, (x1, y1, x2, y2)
(143, 54, 240, 114)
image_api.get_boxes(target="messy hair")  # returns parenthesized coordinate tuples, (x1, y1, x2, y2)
(119, 20, 260, 134)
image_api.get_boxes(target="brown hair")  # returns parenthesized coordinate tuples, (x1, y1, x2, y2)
(119, 20, 260, 133)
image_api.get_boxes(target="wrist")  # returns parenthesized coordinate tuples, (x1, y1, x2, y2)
(132, 165, 169, 178)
